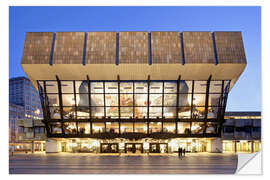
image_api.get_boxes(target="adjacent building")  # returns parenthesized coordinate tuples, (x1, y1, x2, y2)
(20, 31, 259, 154)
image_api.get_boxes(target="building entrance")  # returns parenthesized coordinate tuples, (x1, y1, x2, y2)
(149, 143, 168, 153)
(125, 143, 143, 153)
(100, 143, 119, 153)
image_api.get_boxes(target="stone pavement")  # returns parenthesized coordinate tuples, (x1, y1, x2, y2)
(9, 152, 238, 174)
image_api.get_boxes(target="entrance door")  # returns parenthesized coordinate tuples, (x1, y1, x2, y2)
(100, 143, 119, 153)
(125, 143, 143, 153)
(149, 143, 168, 153)
(61, 142, 66, 152)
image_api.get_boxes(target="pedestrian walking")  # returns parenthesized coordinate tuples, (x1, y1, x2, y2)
(180, 147, 183, 157)
(178, 147, 181, 157)
(183, 148, 186, 157)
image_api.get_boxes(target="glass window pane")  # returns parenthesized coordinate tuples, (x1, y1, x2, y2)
(135, 94, 147, 106)
(164, 94, 177, 106)
(120, 107, 133, 118)
(191, 122, 204, 134)
(75, 81, 88, 94)
(209, 94, 221, 106)
(62, 94, 75, 106)
(91, 82, 104, 93)
(163, 123, 176, 133)
(134, 107, 147, 118)
(179, 93, 191, 107)
(63, 107, 76, 119)
(224, 80, 230, 93)
(149, 122, 162, 133)
(106, 122, 119, 134)
(120, 123, 133, 133)
(163, 107, 176, 118)
(208, 106, 219, 119)
(50, 123, 62, 134)
(178, 107, 191, 119)
(49, 106, 61, 119)
(150, 82, 163, 93)
(91, 107, 104, 117)
(46, 81, 58, 93)
(47, 94, 59, 106)
(91, 94, 104, 106)
(210, 81, 222, 93)
(135, 82, 148, 93)
(63, 122, 77, 134)
(194, 81, 207, 93)
(78, 123, 90, 134)
(150, 94, 162, 106)
(120, 94, 133, 106)
(193, 94, 206, 106)
(192, 106, 205, 119)
(134, 123, 147, 133)
(76, 108, 90, 119)
(105, 82, 118, 93)
(164, 82, 177, 93)
(92, 123, 105, 134)
(149, 107, 162, 118)
(106, 107, 119, 118)
(76, 94, 89, 107)
(180, 80, 192, 93)
(120, 82, 133, 93)
(206, 122, 218, 134)
(105, 94, 118, 106)
(61, 81, 74, 93)
(37, 81, 44, 93)
(177, 122, 190, 134)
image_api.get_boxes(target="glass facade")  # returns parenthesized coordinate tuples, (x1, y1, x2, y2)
(38, 80, 230, 138)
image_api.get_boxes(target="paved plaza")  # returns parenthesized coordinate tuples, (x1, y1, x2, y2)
(9, 153, 237, 174)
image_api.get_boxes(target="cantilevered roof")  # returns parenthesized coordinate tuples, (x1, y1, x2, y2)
(21, 31, 246, 90)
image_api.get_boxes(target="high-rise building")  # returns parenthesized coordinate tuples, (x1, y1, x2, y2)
(20, 31, 259, 154)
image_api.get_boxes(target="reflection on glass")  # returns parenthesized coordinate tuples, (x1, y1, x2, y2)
(105, 94, 118, 106)
(77, 109, 90, 119)
(193, 94, 206, 106)
(92, 123, 105, 134)
(120, 94, 133, 106)
(46, 81, 58, 93)
(78, 123, 90, 134)
(38, 81, 44, 93)
(134, 107, 147, 118)
(192, 106, 205, 119)
(91, 94, 104, 106)
(91, 82, 103, 93)
(106, 107, 119, 118)
(106, 122, 119, 133)
(191, 122, 204, 134)
(150, 94, 162, 106)
(164, 82, 177, 93)
(63, 122, 77, 134)
(135, 82, 148, 93)
(149, 107, 162, 118)
(47, 94, 59, 106)
(61, 81, 74, 93)
(134, 123, 147, 133)
(206, 122, 218, 134)
(210, 81, 222, 93)
(179, 93, 191, 106)
(177, 122, 190, 134)
(63, 107, 76, 119)
(135, 94, 147, 106)
(163, 123, 176, 133)
(209, 94, 221, 106)
(62, 94, 75, 106)
(149, 122, 162, 133)
(178, 107, 191, 119)
(164, 94, 176, 106)
(91, 107, 104, 118)
(76, 94, 89, 106)
(180, 80, 191, 93)
(75, 81, 88, 94)
(105, 82, 118, 93)
(50, 123, 62, 134)
(194, 81, 207, 93)
(150, 82, 162, 93)
(49, 106, 61, 119)
(163, 107, 176, 118)
(120, 107, 133, 118)
(120, 82, 133, 93)
(120, 123, 133, 133)
(208, 107, 219, 119)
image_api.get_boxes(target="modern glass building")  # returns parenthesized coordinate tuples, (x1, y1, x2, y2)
(21, 31, 247, 153)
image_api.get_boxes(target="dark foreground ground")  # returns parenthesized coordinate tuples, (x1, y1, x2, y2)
(9, 153, 237, 174)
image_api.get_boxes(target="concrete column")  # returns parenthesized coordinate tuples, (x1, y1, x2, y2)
(234, 141, 237, 153)
(210, 138, 222, 153)
(46, 139, 59, 153)
(41, 142, 44, 152)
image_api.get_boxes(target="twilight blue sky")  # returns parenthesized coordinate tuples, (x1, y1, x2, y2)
(9, 6, 261, 111)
